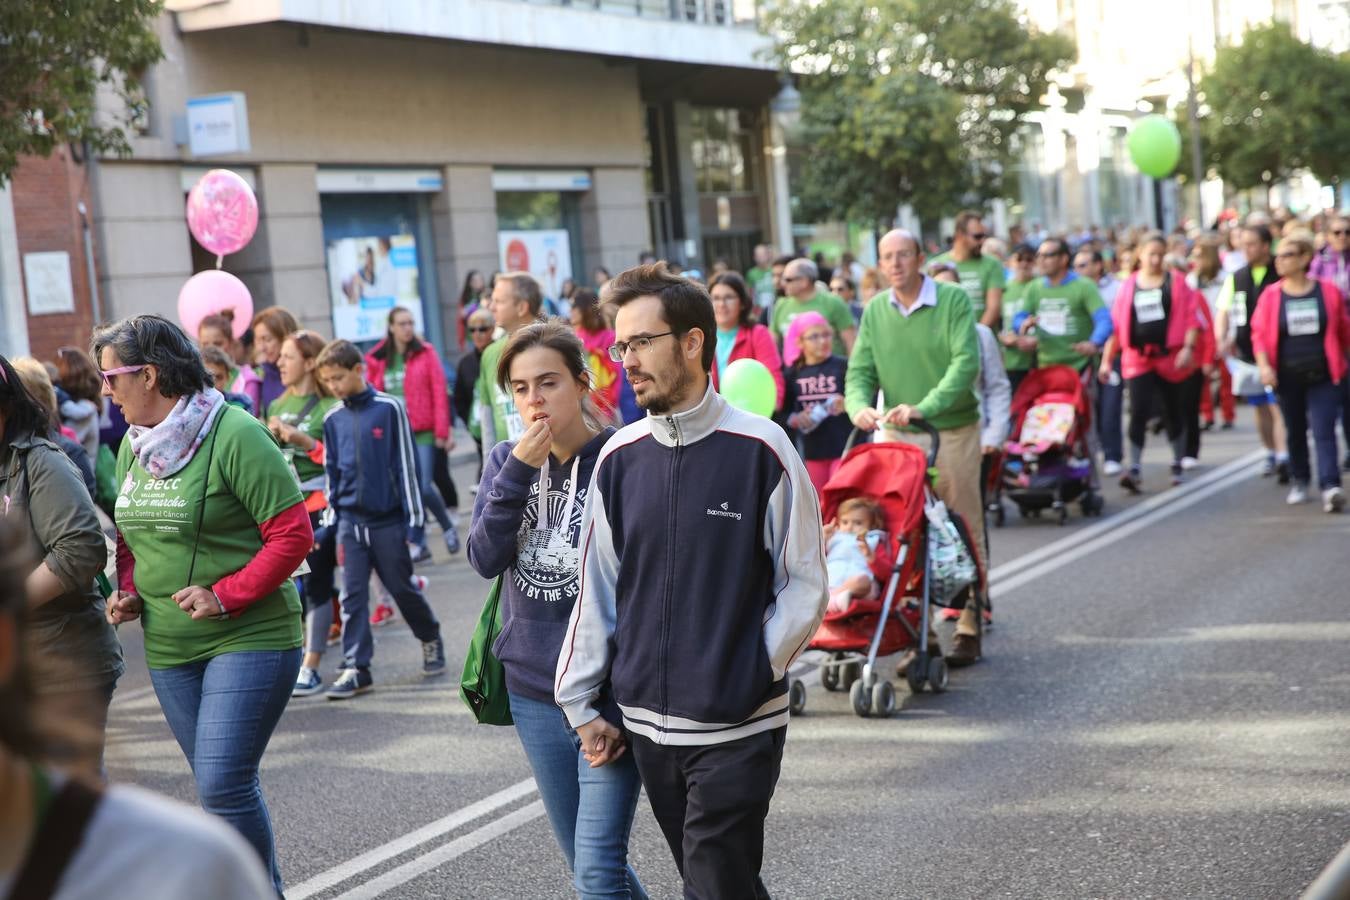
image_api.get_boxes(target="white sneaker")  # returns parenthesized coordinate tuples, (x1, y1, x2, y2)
(1180, 456, 1199, 471)
(1323, 486, 1346, 513)
(1286, 484, 1309, 505)
(1102, 460, 1123, 476)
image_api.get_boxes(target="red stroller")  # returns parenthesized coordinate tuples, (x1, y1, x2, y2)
(995, 364, 1103, 526)
(788, 422, 985, 719)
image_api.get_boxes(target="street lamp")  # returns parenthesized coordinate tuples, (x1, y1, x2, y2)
(767, 76, 800, 254)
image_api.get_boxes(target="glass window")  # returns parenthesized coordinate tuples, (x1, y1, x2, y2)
(691, 106, 757, 195)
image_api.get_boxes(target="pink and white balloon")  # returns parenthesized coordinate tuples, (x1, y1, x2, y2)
(185, 169, 258, 257)
(178, 270, 254, 340)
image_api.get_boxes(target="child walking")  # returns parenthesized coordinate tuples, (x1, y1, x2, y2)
(783, 312, 851, 497)
(315, 339, 446, 699)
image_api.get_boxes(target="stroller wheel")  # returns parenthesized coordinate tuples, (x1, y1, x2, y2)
(1057, 506, 1069, 526)
(788, 679, 807, 716)
(840, 662, 861, 691)
(927, 656, 949, 693)
(821, 659, 841, 692)
(871, 681, 896, 718)
(849, 679, 871, 717)
(905, 653, 929, 694)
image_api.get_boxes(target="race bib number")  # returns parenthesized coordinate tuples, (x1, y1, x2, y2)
(1231, 292, 1248, 327)
(1286, 299, 1321, 337)
(1135, 289, 1165, 324)
(1038, 299, 1070, 336)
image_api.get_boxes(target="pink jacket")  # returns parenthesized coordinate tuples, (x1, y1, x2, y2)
(710, 324, 786, 411)
(1251, 279, 1350, 385)
(364, 340, 451, 440)
(1112, 272, 1204, 383)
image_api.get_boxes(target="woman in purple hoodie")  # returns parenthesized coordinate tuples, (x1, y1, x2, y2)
(467, 321, 646, 899)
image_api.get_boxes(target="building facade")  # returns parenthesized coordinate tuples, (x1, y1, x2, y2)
(1, 0, 786, 357)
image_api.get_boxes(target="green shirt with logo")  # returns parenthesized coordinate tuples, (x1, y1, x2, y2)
(265, 391, 338, 485)
(1023, 275, 1105, 370)
(1000, 278, 1036, 373)
(115, 405, 303, 669)
(473, 336, 527, 447)
(769, 288, 855, 357)
(930, 252, 1005, 320)
(382, 353, 434, 446)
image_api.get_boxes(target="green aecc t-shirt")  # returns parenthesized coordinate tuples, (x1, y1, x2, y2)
(266, 391, 338, 484)
(115, 405, 303, 669)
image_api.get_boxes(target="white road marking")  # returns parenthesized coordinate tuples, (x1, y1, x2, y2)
(287, 779, 539, 900)
(292, 450, 1266, 895)
(330, 801, 547, 900)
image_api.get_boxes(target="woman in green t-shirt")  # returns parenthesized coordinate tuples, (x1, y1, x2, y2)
(93, 315, 311, 897)
(266, 330, 341, 696)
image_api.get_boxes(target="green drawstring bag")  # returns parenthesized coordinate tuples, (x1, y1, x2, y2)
(459, 576, 512, 725)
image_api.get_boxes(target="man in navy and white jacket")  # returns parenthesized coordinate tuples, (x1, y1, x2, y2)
(555, 263, 827, 899)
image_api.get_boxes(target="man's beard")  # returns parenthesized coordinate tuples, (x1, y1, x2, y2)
(634, 348, 695, 415)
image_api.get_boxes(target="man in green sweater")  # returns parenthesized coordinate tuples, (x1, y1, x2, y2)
(846, 228, 984, 665)
(930, 210, 1004, 329)
(770, 258, 856, 356)
(472, 272, 542, 446)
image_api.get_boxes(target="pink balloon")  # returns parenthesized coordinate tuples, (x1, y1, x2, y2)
(178, 270, 254, 340)
(186, 169, 258, 257)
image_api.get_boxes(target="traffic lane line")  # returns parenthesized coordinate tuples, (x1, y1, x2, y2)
(296, 451, 1265, 895)
(287, 779, 539, 900)
(330, 801, 547, 900)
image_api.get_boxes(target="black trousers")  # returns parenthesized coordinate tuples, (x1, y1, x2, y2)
(1179, 370, 1205, 460)
(431, 445, 459, 509)
(630, 727, 786, 900)
(1127, 371, 1186, 463)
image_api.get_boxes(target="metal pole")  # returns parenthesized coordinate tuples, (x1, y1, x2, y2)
(1186, 35, 1206, 227)
(78, 201, 102, 327)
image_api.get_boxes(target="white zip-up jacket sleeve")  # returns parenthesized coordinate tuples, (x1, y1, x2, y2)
(555, 467, 619, 729)
(761, 448, 829, 681)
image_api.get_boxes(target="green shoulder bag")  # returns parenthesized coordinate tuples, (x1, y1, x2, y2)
(459, 576, 513, 725)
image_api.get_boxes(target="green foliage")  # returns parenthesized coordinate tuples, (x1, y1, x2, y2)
(767, 0, 1075, 227)
(0, 1, 163, 184)
(1193, 22, 1350, 189)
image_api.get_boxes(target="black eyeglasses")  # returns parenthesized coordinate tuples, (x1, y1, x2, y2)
(1333, 229, 1349, 236)
(968, 233, 988, 243)
(468, 326, 493, 334)
(608, 332, 675, 362)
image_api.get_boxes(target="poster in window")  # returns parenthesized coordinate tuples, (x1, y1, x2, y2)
(497, 230, 572, 301)
(326, 234, 424, 343)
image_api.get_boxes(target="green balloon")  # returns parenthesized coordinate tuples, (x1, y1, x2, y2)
(720, 358, 777, 418)
(1128, 114, 1182, 179)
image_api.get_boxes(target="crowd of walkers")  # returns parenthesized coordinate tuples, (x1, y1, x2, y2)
(2, 205, 1348, 898)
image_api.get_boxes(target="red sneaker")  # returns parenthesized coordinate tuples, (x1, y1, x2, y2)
(370, 602, 397, 627)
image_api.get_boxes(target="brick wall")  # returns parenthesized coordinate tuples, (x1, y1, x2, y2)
(11, 148, 100, 364)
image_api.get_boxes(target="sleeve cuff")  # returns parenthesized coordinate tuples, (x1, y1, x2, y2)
(561, 699, 601, 729)
(495, 453, 538, 495)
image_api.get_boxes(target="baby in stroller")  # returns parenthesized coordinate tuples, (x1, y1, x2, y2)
(824, 497, 893, 614)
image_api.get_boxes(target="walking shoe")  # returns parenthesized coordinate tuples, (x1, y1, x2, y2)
(327, 667, 373, 700)
(409, 543, 433, 564)
(1221, 420, 1235, 430)
(370, 602, 397, 627)
(1323, 486, 1346, 513)
(444, 524, 461, 555)
(1261, 456, 1276, 477)
(1286, 483, 1309, 505)
(412, 574, 429, 593)
(292, 666, 323, 697)
(1276, 458, 1291, 485)
(1102, 460, 1123, 477)
(422, 637, 447, 676)
(945, 633, 981, 668)
(1169, 462, 1185, 486)
(1201, 420, 1215, 432)
(1119, 467, 1142, 494)
(1180, 456, 1199, 471)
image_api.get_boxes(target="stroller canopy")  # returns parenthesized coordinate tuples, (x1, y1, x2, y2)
(1010, 364, 1093, 437)
(820, 441, 929, 536)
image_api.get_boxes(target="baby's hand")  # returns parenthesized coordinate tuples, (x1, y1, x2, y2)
(823, 518, 838, 543)
(858, 534, 875, 561)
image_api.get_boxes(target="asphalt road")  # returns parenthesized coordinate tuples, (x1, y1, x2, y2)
(104, 419, 1350, 899)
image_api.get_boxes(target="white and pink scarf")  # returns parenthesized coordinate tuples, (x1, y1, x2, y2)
(127, 388, 227, 479)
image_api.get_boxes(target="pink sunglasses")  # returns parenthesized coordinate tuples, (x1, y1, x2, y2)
(100, 364, 147, 387)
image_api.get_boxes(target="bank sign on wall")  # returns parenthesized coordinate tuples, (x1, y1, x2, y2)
(498, 230, 572, 301)
(326, 234, 425, 343)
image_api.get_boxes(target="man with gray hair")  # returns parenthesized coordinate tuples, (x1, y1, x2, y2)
(472, 271, 543, 446)
(846, 228, 985, 666)
(769, 257, 856, 356)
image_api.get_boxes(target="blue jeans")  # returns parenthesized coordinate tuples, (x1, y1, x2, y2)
(409, 440, 452, 547)
(1277, 377, 1343, 489)
(149, 648, 301, 896)
(1097, 358, 1124, 463)
(508, 692, 648, 900)
(338, 519, 441, 669)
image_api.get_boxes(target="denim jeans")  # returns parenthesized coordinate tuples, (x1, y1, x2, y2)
(338, 519, 441, 669)
(409, 440, 452, 547)
(149, 647, 301, 896)
(1097, 358, 1124, 463)
(1277, 376, 1343, 489)
(508, 692, 648, 900)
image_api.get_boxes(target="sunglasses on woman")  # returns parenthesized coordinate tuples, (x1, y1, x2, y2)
(100, 364, 147, 388)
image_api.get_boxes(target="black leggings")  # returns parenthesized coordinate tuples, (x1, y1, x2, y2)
(1179, 370, 1204, 460)
(1127, 371, 1186, 465)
